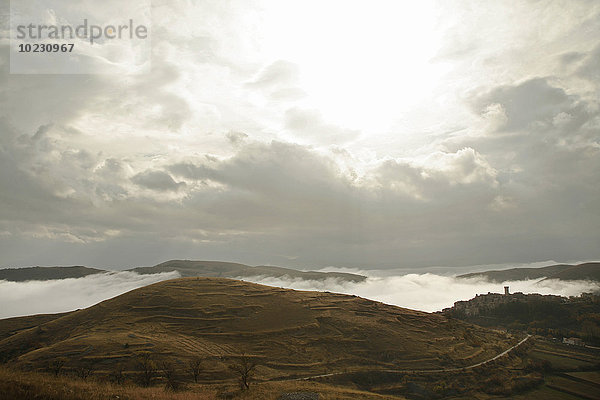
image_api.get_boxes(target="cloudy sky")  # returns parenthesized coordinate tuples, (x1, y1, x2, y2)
(0, 0, 599, 270)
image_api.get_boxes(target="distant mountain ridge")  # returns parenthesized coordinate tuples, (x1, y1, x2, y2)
(0, 259, 366, 283)
(0, 266, 105, 281)
(130, 259, 366, 282)
(457, 262, 600, 282)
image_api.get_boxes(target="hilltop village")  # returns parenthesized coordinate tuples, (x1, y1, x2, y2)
(442, 288, 599, 346)
(442, 286, 565, 316)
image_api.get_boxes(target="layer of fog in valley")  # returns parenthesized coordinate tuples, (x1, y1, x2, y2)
(242, 272, 600, 312)
(1, 266, 598, 318)
(0, 271, 179, 319)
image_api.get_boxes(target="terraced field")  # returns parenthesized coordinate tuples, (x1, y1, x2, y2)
(513, 339, 600, 400)
(0, 277, 512, 383)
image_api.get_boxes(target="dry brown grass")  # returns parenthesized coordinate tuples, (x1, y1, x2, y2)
(0, 366, 403, 400)
(0, 366, 216, 400)
(231, 380, 403, 399)
(0, 277, 522, 399)
(0, 277, 512, 382)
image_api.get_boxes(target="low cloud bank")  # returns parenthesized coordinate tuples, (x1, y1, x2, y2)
(1, 270, 597, 319)
(0, 271, 179, 319)
(242, 273, 600, 312)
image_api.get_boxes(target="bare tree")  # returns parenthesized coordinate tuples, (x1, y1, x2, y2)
(48, 358, 65, 376)
(136, 353, 156, 387)
(75, 365, 93, 380)
(188, 357, 202, 383)
(110, 364, 126, 384)
(160, 360, 182, 391)
(228, 354, 257, 390)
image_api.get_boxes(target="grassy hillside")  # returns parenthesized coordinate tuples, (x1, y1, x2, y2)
(0, 365, 399, 400)
(457, 262, 600, 282)
(546, 263, 600, 282)
(129, 260, 366, 282)
(512, 338, 600, 400)
(0, 312, 72, 341)
(0, 278, 510, 380)
(0, 266, 105, 282)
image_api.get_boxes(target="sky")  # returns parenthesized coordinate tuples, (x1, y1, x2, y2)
(0, 0, 599, 270)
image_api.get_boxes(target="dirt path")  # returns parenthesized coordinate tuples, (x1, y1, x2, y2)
(282, 334, 532, 381)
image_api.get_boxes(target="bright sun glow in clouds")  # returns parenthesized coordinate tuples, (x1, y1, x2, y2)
(259, 0, 446, 133)
(1, 0, 599, 269)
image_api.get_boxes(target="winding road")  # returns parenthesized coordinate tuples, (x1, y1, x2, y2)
(283, 334, 532, 381)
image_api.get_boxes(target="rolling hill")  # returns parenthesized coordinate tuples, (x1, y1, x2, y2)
(0, 312, 71, 341)
(0, 277, 512, 381)
(457, 262, 600, 283)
